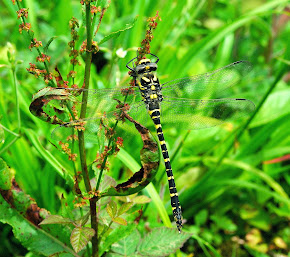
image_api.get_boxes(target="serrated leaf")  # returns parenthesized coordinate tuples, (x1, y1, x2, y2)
(132, 195, 151, 204)
(39, 215, 72, 225)
(111, 229, 141, 255)
(99, 17, 137, 45)
(0, 194, 79, 256)
(99, 224, 136, 256)
(138, 228, 192, 256)
(117, 202, 134, 216)
(106, 201, 117, 219)
(70, 227, 95, 253)
(112, 217, 127, 226)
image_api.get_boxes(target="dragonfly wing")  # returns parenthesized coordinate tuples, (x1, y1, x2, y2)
(161, 61, 252, 98)
(160, 96, 255, 130)
(50, 100, 148, 144)
(50, 87, 141, 117)
(39, 86, 141, 129)
(127, 101, 155, 128)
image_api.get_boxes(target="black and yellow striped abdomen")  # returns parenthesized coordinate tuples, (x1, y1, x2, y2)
(131, 57, 183, 232)
(148, 107, 183, 232)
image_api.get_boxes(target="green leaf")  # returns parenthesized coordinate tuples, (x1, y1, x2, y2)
(138, 228, 192, 256)
(70, 227, 95, 253)
(210, 215, 237, 232)
(99, 17, 138, 45)
(251, 90, 290, 127)
(194, 209, 208, 226)
(246, 210, 271, 231)
(79, 211, 91, 227)
(106, 200, 117, 219)
(132, 195, 151, 204)
(39, 215, 72, 225)
(117, 202, 134, 216)
(99, 224, 136, 256)
(112, 217, 127, 226)
(111, 229, 141, 255)
(145, 183, 172, 229)
(0, 158, 12, 190)
(0, 194, 79, 256)
(170, 0, 289, 78)
(192, 234, 222, 257)
(237, 114, 290, 158)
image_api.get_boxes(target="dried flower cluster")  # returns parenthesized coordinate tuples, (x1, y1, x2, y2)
(26, 63, 53, 84)
(59, 141, 78, 161)
(80, 40, 99, 54)
(138, 11, 161, 62)
(91, 5, 101, 14)
(68, 17, 81, 75)
(94, 136, 123, 171)
(13, 0, 55, 85)
(29, 39, 42, 50)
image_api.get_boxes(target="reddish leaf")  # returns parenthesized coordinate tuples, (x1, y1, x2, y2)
(70, 227, 95, 253)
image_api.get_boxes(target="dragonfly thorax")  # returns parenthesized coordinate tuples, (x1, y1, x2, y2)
(133, 59, 162, 106)
(137, 72, 163, 106)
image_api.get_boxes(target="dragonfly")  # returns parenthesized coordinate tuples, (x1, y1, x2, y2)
(49, 53, 255, 232)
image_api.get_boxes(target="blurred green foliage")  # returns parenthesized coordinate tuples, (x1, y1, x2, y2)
(0, 0, 289, 256)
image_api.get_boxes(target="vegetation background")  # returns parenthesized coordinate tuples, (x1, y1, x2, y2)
(0, 0, 289, 256)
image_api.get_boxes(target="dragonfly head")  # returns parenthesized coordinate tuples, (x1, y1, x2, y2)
(126, 53, 159, 77)
(135, 59, 158, 76)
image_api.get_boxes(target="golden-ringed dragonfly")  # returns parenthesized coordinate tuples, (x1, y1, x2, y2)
(49, 53, 255, 232)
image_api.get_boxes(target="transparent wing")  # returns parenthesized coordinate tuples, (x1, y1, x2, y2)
(117, 96, 255, 132)
(45, 87, 141, 112)
(51, 96, 255, 142)
(41, 86, 143, 126)
(51, 100, 145, 144)
(48, 61, 253, 141)
(160, 96, 255, 130)
(161, 61, 252, 98)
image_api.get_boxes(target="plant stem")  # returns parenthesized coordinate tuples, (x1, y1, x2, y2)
(12, 66, 21, 131)
(78, 3, 98, 257)
(0, 124, 20, 137)
(0, 136, 19, 156)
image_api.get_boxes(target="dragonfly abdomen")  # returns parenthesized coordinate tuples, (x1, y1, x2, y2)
(148, 106, 183, 232)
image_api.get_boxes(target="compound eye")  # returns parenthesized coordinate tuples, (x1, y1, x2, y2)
(137, 66, 145, 74)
